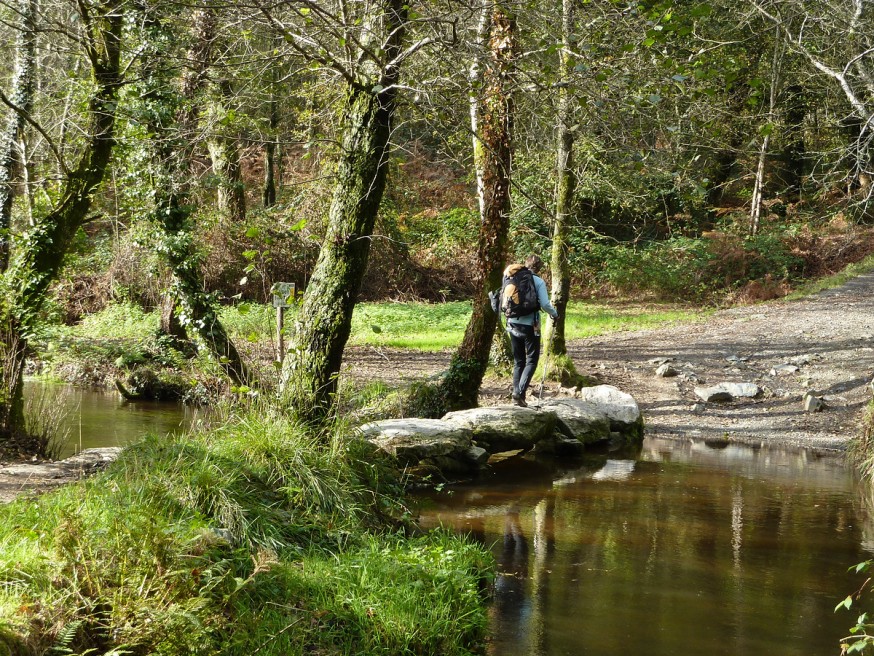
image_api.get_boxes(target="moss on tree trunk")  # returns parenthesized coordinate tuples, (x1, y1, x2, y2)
(280, 0, 407, 423)
(438, 4, 516, 411)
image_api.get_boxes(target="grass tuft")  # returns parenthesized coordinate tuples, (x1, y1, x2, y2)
(0, 408, 493, 655)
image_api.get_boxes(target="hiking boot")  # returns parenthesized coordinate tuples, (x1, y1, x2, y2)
(512, 394, 528, 408)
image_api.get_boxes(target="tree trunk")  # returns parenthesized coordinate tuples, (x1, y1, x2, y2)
(208, 79, 246, 223)
(141, 2, 250, 386)
(0, 2, 122, 444)
(280, 0, 407, 423)
(263, 138, 277, 208)
(750, 29, 783, 236)
(281, 86, 401, 419)
(546, 0, 575, 362)
(263, 44, 278, 208)
(0, 0, 38, 272)
(779, 84, 806, 202)
(159, 293, 186, 340)
(438, 1, 516, 411)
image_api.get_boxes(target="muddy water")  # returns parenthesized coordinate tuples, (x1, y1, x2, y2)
(25, 381, 193, 457)
(417, 438, 873, 656)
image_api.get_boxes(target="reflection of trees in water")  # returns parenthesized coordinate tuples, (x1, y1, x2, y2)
(855, 478, 874, 553)
(490, 498, 557, 655)
(433, 448, 867, 656)
(492, 507, 530, 646)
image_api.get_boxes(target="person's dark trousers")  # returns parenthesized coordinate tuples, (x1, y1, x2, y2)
(508, 322, 540, 400)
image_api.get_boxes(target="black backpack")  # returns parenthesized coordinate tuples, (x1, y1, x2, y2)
(500, 267, 540, 318)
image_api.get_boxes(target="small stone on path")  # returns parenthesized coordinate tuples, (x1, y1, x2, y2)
(694, 382, 761, 403)
(655, 364, 678, 378)
(803, 392, 824, 413)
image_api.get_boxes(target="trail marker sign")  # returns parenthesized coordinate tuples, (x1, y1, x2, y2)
(270, 282, 297, 364)
(271, 282, 296, 308)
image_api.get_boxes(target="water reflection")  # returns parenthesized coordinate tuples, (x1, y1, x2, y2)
(25, 380, 192, 457)
(417, 438, 872, 656)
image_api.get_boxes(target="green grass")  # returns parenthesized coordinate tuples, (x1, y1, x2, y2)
(347, 300, 702, 350)
(349, 301, 473, 349)
(0, 410, 493, 655)
(785, 253, 874, 300)
(40, 299, 703, 381)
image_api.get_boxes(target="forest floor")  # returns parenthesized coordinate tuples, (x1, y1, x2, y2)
(344, 272, 874, 455)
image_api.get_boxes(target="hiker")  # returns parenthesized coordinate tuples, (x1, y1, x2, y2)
(501, 254, 559, 407)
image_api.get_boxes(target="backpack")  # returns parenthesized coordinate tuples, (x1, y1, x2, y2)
(501, 267, 540, 318)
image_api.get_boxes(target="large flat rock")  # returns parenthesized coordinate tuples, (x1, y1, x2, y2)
(531, 398, 611, 444)
(357, 418, 473, 466)
(442, 406, 557, 452)
(535, 385, 643, 445)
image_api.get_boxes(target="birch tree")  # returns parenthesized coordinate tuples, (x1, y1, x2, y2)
(0, 0, 123, 445)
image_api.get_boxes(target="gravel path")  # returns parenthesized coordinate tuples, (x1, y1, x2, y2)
(570, 274, 874, 453)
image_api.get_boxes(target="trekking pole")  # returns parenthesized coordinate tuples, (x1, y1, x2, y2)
(538, 317, 556, 399)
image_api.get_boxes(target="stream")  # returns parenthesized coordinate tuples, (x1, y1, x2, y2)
(25, 381, 194, 458)
(417, 438, 871, 656)
(35, 382, 873, 655)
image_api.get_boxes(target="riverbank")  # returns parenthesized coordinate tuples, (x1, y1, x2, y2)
(0, 410, 493, 655)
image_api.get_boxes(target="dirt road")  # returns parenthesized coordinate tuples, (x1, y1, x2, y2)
(569, 274, 874, 453)
(348, 275, 874, 453)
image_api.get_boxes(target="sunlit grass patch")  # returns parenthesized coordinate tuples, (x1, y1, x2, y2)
(346, 300, 703, 350)
(348, 301, 472, 350)
(563, 303, 705, 340)
(0, 409, 493, 654)
(226, 533, 493, 656)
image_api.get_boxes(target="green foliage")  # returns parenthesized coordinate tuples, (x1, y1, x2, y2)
(836, 561, 874, 654)
(337, 380, 406, 423)
(0, 410, 493, 654)
(220, 302, 278, 344)
(74, 300, 156, 340)
(401, 207, 478, 260)
(581, 232, 804, 302)
(34, 302, 202, 393)
(401, 380, 451, 419)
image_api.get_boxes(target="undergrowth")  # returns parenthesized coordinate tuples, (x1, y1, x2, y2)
(785, 252, 874, 300)
(0, 409, 494, 655)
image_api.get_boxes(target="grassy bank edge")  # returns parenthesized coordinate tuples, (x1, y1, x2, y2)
(0, 410, 494, 655)
(784, 253, 874, 300)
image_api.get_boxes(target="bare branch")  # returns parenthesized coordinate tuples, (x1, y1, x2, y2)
(0, 87, 69, 176)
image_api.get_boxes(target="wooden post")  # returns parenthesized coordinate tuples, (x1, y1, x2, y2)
(271, 282, 296, 365)
(276, 305, 285, 364)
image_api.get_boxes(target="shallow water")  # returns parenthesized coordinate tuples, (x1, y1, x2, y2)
(25, 380, 193, 457)
(25, 381, 874, 654)
(417, 438, 874, 656)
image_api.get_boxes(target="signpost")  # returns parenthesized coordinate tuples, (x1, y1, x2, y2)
(271, 282, 296, 364)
